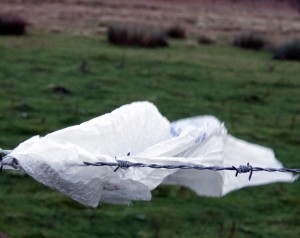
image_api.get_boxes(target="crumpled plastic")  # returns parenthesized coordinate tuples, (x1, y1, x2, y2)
(3, 101, 296, 207)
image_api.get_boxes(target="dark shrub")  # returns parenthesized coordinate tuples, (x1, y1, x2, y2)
(167, 25, 186, 39)
(0, 13, 27, 35)
(107, 23, 168, 48)
(273, 39, 300, 61)
(198, 35, 214, 45)
(233, 31, 266, 50)
(43, 84, 72, 95)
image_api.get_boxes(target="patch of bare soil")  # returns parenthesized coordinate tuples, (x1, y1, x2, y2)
(1, 0, 300, 43)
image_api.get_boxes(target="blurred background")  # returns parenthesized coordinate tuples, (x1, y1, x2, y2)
(0, 0, 300, 237)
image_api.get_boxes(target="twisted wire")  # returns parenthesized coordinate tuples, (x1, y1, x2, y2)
(1, 146, 299, 181)
(84, 160, 300, 181)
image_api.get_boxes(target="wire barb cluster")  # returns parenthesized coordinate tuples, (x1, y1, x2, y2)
(233, 163, 253, 180)
(84, 160, 300, 181)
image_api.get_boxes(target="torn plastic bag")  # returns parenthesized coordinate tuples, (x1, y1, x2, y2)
(2, 101, 296, 207)
(164, 116, 296, 196)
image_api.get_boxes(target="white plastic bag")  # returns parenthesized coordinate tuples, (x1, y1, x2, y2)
(4, 101, 296, 207)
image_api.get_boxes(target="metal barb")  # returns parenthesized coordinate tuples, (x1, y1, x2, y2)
(114, 160, 131, 172)
(233, 163, 253, 180)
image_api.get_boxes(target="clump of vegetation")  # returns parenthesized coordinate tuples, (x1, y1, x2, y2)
(233, 31, 266, 50)
(273, 39, 300, 61)
(167, 25, 186, 39)
(43, 84, 72, 95)
(107, 23, 168, 48)
(0, 13, 27, 35)
(198, 35, 215, 45)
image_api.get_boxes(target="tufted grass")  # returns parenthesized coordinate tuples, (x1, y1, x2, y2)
(0, 33, 299, 238)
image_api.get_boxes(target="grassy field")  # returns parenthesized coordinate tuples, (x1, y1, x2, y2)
(0, 33, 300, 238)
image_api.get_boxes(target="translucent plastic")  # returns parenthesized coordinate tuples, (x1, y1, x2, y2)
(7, 102, 296, 207)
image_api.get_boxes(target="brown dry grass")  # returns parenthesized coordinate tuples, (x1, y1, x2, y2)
(1, 0, 300, 43)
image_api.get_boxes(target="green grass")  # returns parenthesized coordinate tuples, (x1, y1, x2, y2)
(0, 33, 300, 238)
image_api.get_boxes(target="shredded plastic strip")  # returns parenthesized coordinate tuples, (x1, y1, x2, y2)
(0, 156, 19, 171)
(84, 160, 300, 181)
(0, 148, 12, 155)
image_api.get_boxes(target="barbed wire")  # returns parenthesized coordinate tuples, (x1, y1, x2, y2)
(2, 148, 300, 181)
(84, 160, 300, 181)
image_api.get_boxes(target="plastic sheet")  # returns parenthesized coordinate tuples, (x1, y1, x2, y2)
(3, 101, 296, 207)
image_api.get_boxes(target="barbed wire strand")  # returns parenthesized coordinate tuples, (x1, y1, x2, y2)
(1, 148, 300, 181)
(84, 160, 300, 181)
